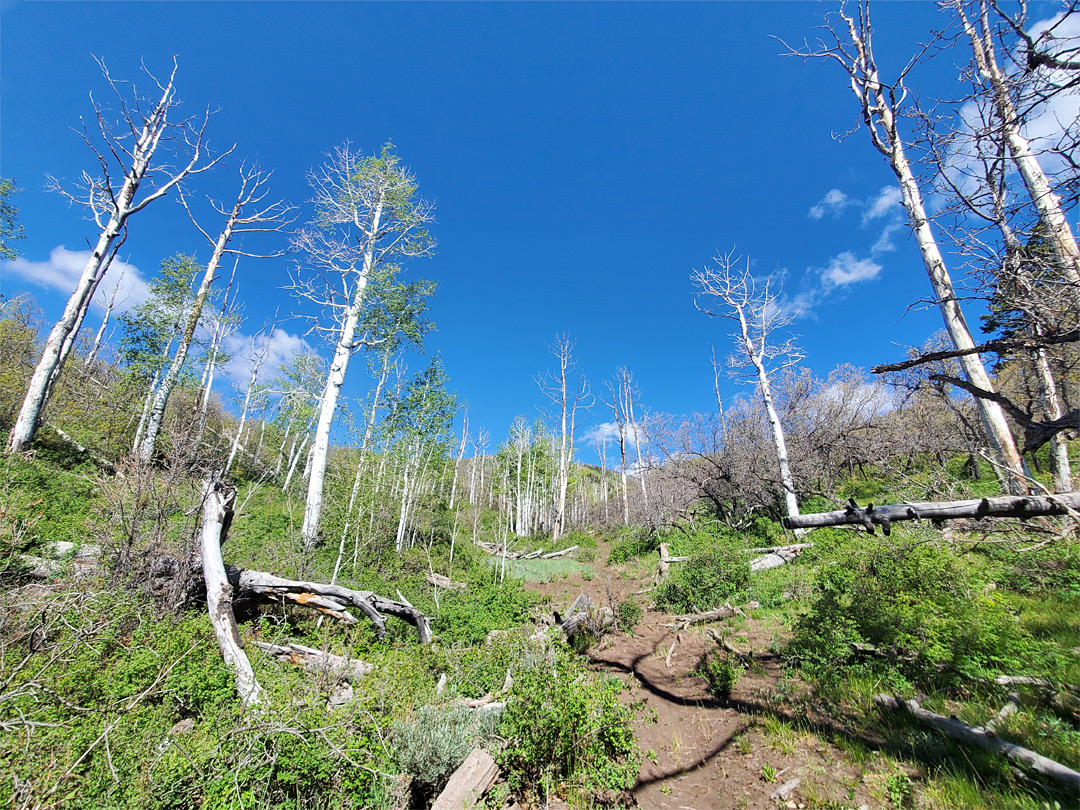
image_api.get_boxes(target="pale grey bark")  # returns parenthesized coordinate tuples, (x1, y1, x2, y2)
(138, 167, 291, 462)
(794, 5, 1028, 494)
(9, 61, 220, 453)
(200, 480, 264, 708)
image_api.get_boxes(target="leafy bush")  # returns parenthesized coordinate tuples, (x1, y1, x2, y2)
(699, 651, 743, 700)
(616, 599, 643, 631)
(607, 527, 658, 564)
(788, 536, 1051, 684)
(498, 645, 639, 798)
(654, 531, 750, 613)
(390, 703, 499, 789)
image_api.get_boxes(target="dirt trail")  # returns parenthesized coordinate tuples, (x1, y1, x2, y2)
(530, 560, 875, 810)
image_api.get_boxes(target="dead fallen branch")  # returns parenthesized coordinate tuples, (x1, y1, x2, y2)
(201, 481, 264, 708)
(874, 694, 1080, 791)
(425, 572, 466, 591)
(251, 641, 372, 682)
(227, 568, 432, 644)
(555, 593, 613, 639)
(431, 748, 500, 810)
(705, 627, 752, 664)
(783, 493, 1080, 534)
(669, 604, 739, 628)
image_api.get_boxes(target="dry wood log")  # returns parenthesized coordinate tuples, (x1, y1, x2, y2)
(706, 627, 752, 664)
(251, 641, 373, 682)
(745, 543, 815, 554)
(783, 493, 1080, 534)
(227, 568, 432, 643)
(541, 545, 578, 559)
(426, 572, 466, 591)
(874, 694, 1080, 791)
(769, 777, 801, 800)
(556, 593, 613, 638)
(431, 748, 500, 810)
(670, 605, 736, 626)
(201, 481, 264, 708)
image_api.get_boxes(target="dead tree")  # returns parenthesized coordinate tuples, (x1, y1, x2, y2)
(789, 2, 1029, 494)
(137, 164, 292, 462)
(8, 59, 224, 453)
(692, 251, 805, 529)
(783, 492, 1080, 533)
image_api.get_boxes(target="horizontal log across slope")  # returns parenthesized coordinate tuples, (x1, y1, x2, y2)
(782, 493, 1080, 534)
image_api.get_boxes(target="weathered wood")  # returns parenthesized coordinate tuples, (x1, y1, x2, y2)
(671, 605, 736, 626)
(556, 593, 613, 638)
(783, 493, 1080, 533)
(426, 572, 466, 591)
(201, 481, 264, 708)
(251, 641, 372, 682)
(541, 545, 578, 559)
(227, 568, 432, 644)
(874, 694, 1080, 791)
(430, 748, 500, 810)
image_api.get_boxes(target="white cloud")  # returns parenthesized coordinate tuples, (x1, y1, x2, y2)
(822, 252, 882, 286)
(1, 246, 148, 313)
(871, 222, 904, 255)
(223, 327, 309, 389)
(808, 188, 852, 219)
(580, 420, 642, 449)
(861, 186, 902, 225)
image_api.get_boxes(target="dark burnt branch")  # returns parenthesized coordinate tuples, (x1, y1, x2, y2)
(872, 329, 1079, 374)
(931, 374, 1079, 452)
(783, 492, 1080, 532)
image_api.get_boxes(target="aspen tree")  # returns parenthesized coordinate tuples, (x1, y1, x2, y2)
(290, 144, 434, 553)
(9, 61, 222, 453)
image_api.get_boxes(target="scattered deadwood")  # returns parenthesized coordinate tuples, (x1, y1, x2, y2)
(745, 543, 815, 554)
(227, 568, 432, 644)
(783, 493, 1080, 534)
(986, 693, 1021, 733)
(655, 543, 689, 583)
(665, 632, 682, 668)
(770, 777, 802, 800)
(874, 694, 1080, 791)
(556, 593, 613, 639)
(201, 481, 264, 708)
(251, 641, 372, 682)
(430, 748, 500, 810)
(706, 627, 752, 664)
(475, 540, 578, 561)
(670, 605, 736, 627)
(425, 572, 466, 591)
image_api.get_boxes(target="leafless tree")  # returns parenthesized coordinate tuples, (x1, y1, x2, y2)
(788, 2, 1029, 494)
(8, 59, 225, 453)
(692, 251, 805, 526)
(137, 164, 293, 462)
(536, 335, 593, 540)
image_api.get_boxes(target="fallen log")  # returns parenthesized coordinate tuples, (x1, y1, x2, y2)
(251, 641, 373, 682)
(670, 605, 736, 626)
(431, 748, 500, 810)
(201, 481, 264, 708)
(556, 593, 613, 639)
(426, 572, 467, 591)
(874, 694, 1080, 792)
(783, 493, 1080, 534)
(541, 545, 578, 559)
(227, 568, 432, 644)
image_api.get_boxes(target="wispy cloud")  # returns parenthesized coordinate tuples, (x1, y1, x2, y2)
(2, 245, 148, 312)
(222, 327, 310, 389)
(822, 251, 882, 286)
(861, 186, 902, 225)
(808, 189, 853, 220)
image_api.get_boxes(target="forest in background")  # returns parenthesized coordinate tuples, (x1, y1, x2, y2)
(0, 2, 1078, 809)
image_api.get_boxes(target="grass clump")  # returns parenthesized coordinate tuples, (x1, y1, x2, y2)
(390, 703, 499, 791)
(699, 651, 743, 700)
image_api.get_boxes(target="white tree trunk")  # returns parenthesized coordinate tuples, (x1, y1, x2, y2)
(8, 71, 189, 453)
(841, 14, 1028, 494)
(200, 480, 264, 707)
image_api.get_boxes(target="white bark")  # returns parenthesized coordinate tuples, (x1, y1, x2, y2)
(200, 480, 264, 707)
(821, 7, 1028, 494)
(959, 2, 1080, 311)
(9, 63, 216, 453)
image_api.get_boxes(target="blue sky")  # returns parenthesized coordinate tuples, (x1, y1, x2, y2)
(1, 1, 1054, 459)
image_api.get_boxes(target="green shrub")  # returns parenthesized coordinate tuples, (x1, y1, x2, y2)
(699, 651, 743, 700)
(616, 599, 643, 631)
(498, 645, 639, 798)
(607, 527, 658, 564)
(788, 536, 1051, 684)
(390, 703, 499, 789)
(654, 531, 749, 613)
